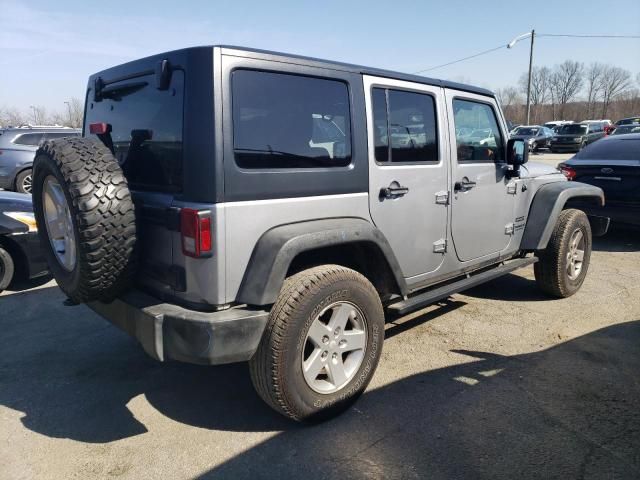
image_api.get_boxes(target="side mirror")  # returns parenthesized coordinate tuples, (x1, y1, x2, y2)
(506, 138, 528, 177)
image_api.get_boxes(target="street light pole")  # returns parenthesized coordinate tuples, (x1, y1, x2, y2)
(525, 29, 535, 125)
(507, 29, 535, 125)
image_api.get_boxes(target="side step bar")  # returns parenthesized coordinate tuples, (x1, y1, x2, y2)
(387, 257, 538, 316)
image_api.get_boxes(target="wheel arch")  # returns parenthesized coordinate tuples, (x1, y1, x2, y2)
(235, 218, 408, 306)
(520, 181, 605, 251)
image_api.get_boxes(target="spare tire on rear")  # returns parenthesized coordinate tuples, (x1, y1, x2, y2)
(32, 137, 136, 303)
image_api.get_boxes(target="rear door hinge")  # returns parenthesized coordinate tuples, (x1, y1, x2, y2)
(505, 223, 515, 235)
(435, 191, 449, 205)
(433, 239, 447, 253)
(507, 182, 518, 195)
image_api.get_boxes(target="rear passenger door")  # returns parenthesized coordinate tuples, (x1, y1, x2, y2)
(364, 76, 448, 279)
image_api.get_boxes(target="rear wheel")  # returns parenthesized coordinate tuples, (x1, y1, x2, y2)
(249, 265, 384, 422)
(15, 169, 33, 194)
(0, 246, 15, 293)
(534, 209, 592, 298)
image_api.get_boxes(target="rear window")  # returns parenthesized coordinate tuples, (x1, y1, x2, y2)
(232, 70, 352, 169)
(84, 71, 184, 192)
(560, 124, 587, 135)
(13, 133, 45, 146)
(575, 137, 640, 160)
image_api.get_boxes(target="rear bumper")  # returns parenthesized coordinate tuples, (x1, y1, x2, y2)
(550, 143, 580, 152)
(579, 203, 640, 227)
(88, 290, 269, 365)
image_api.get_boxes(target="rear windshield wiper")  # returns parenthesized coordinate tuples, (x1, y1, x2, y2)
(99, 81, 148, 101)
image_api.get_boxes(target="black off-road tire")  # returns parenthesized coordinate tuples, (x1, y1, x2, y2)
(32, 137, 136, 303)
(249, 265, 384, 422)
(15, 169, 33, 194)
(534, 209, 592, 298)
(0, 246, 15, 293)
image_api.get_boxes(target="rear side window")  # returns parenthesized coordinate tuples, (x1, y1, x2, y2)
(232, 70, 352, 169)
(371, 87, 438, 163)
(85, 71, 184, 192)
(452, 99, 504, 163)
(13, 133, 45, 146)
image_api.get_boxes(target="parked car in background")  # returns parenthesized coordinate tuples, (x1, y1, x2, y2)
(0, 126, 80, 193)
(544, 120, 573, 133)
(550, 122, 606, 152)
(614, 116, 640, 126)
(558, 134, 640, 227)
(0, 191, 49, 292)
(510, 125, 554, 152)
(611, 124, 640, 136)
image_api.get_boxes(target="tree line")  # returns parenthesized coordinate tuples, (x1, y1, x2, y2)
(496, 61, 640, 125)
(0, 97, 84, 129)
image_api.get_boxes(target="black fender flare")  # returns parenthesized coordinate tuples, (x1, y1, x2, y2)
(236, 217, 408, 306)
(520, 181, 605, 250)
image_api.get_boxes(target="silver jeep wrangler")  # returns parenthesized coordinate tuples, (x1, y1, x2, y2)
(32, 46, 607, 422)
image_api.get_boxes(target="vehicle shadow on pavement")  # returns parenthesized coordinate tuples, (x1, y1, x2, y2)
(593, 227, 640, 253)
(2, 290, 639, 478)
(0, 286, 294, 442)
(4, 274, 53, 294)
(201, 321, 640, 479)
(462, 273, 549, 302)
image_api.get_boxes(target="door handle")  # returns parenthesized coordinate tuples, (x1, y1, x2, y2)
(380, 182, 409, 199)
(454, 178, 477, 192)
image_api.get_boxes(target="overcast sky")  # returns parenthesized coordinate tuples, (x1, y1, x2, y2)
(1, 0, 639, 115)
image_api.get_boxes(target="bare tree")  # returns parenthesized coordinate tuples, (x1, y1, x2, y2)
(0, 107, 28, 127)
(549, 61, 584, 119)
(68, 98, 84, 128)
(585, 63, 604, 118)
(518, 66, 551, 123)
(496, 86, 521, 107)
(599, 66, 632, 118)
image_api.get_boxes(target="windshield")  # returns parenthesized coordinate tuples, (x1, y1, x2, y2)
(560, 124, 587, 134)
(514, 127, 539, 136)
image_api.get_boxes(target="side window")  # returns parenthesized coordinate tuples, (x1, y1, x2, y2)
(452, 99, 504, 163)
(232, 70, 352, 169)
(371, 88, 438, 163)
(13, 133, 45, 146)
(371, 88, 389, 162)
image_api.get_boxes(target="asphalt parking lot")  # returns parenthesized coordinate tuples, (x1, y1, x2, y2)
(2, 151, 639, 480)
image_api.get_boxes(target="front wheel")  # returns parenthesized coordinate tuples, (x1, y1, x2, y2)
(249, 265, 384, 422)
(534, 209, 592, 298)
(0, 246, 15, 293)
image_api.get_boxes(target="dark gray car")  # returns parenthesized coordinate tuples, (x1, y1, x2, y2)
(510, 125, 554, 152)
(0, 127, 80, 193)
(550, 122, 606, 153)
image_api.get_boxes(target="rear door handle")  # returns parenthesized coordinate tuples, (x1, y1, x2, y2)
(380, 182, 409, 199)
(454, 178, 477, 192)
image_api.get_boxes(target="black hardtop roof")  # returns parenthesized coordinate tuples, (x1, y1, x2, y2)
(90, 45, 495, 98)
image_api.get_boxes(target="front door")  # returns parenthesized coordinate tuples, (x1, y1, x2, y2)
(445, 90, 515, 262)
(365, 75, 448, 279)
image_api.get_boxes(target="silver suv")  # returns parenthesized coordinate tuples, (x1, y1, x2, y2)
(31, 46, 607, 422)
(0, 126, 80, 193)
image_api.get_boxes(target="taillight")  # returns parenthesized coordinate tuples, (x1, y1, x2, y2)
(180, 209, 212, 258)
(89, 122, 111, 134)
(559, 164, 577, 181)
